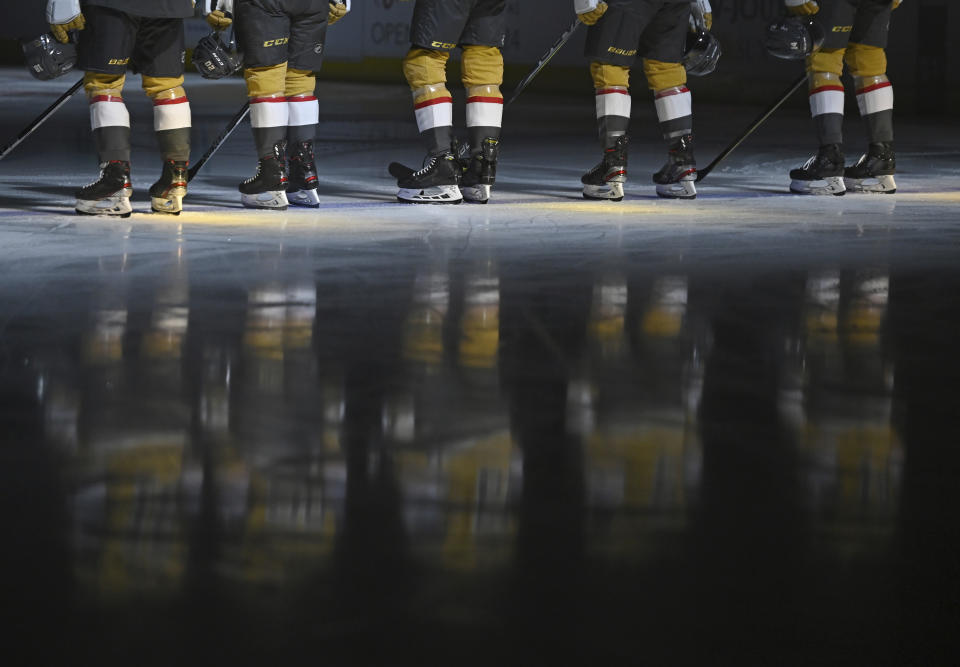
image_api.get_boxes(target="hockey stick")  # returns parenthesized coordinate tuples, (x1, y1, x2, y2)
(0, 78, 83, 161)
(505, 19, 581, 107)
(696, 72, 807, 182)
(187, 101, 249, 181)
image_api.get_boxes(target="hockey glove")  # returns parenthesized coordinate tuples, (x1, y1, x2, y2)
(206, 10, 233, 31)
(691, 0, 713, 31)
(47, 0, 85, 43)
(785, 0, 819, 16)
(575, 1, 608, 26)
(892, 0, 902, 9)
(328, 2, 349, 26)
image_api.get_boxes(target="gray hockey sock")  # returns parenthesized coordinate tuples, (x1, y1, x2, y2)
(422, 126, 454, 155)
(95, 126, 131, 163)
(156, 127, 190, 162)
(599, 115, 629, 149)
(863, 110, 893, 144)
(288, 123, 316, 145)
(253, 126, 288, 158)
(815, 113, 844, 146)
(659, 115, 692, 143)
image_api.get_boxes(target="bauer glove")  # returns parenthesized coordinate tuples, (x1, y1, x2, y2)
(575, 1, 608, 26)
(785, 1, 819, 15)
(328, 2, 349, 26)
(46, 0, 85, 43)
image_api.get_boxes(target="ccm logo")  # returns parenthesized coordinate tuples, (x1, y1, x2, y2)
(430, 41, 456, 49)
(832, 26, 853, 32)
(108, 57, 130, 65)
(263, 37, 290, 47)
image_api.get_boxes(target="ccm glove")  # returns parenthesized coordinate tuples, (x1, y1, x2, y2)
(575, 1, 609, 26)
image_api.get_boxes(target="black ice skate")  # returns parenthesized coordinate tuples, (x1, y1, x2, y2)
(582, 135, 628, 201)
(460, 137, 499, 204)
(287, 140, 320, 208)
(392, 149, 463, 204)
(239, 141, 289, 210)
(653, 134, 697, 200)
(790, 143, 846, 196)
(149, 160, 188, 215)
(844, 142, 896, 194)
(75, 160, 133, 218)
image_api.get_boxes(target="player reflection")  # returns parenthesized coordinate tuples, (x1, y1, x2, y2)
(497, 262, 591, 655)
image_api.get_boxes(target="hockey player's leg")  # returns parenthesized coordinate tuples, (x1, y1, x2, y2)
(646, 60, 696, 200)
(460, 45, 504, 203)
(395, 47, 462, 204)
(845, 44, 896, 193)
(77, 71, 132, 217)
(285, 69, 320, 208)
(582, 62, 630, 201)
(790, 49, 847, 195)
(143, 75, 190, 214)
(242, 64, 290, 210)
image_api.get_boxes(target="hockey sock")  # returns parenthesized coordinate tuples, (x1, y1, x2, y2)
(250, 94, 289, 158)
(152, 89, 191, 162)
(412, 84, 453, 154)
(465, 85, 503, 155)
(653, 85, 692, 141)
(855, 75, 894, 143)
(90, 93, 131, 163)
(595, 86, 631, 149)
(809, 72, 845, 146)
(287, 93, 319, 144)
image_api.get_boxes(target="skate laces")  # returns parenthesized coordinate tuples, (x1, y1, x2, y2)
(412, 153, 441, 177)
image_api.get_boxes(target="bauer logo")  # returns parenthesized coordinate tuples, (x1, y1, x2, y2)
(263, 37, 290, 47)
(431, 41, 457, 49)
(607, 47, 638, 57)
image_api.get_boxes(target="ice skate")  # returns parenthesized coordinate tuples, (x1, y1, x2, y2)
(239, 141, 289, 210)
(149, 160, 188, 215)
(790, 144, 846, 196)
(582, 135, 628, 201)
(844, 142, 896, 194)
(393, 149, 463, 204)
(653, 134, 697, 200)
(460, 137, 499, 204)
(75, 160, 133, 218)
(287, 140, 321, 208)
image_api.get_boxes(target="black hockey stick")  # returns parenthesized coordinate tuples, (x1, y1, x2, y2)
(696, 72, 807, 182)
(0, 77, 83, 161)
(188, 101, 249, 182)
(505, 19, 581, 107)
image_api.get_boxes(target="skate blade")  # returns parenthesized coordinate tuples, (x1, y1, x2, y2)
(75, 196, 133, 218)
(460, 184, 491, 204)
(582, 182, 624, 202)
(397, 185, 463, 204)
(790, 176, 846, 196)
(655, 179, 697, 200)
(843, 174, 896, 194)
(388, 162, 415, 181)
(288, 188, 321, 208)
(151, 193, 184, 215)
(241, 191, 289, 210)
